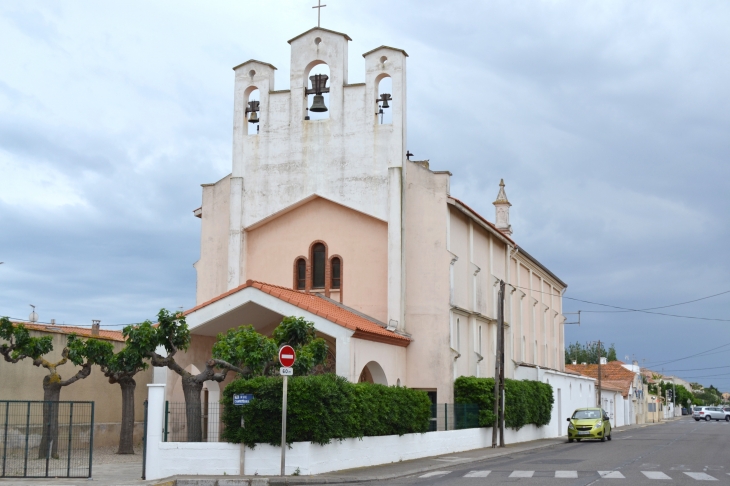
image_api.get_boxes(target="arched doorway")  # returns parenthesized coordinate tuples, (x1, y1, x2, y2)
(357, 361, 388, 386)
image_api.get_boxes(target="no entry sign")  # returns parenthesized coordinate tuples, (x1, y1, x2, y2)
(279, 345, 296, 368)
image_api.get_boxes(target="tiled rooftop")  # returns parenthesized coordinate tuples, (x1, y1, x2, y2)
(185, 280, 411, 347)
(565, 361, 637, 397)
(16, 322, 125, 342)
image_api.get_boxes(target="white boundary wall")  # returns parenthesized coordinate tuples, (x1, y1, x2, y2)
(514, 365, 597, 438)
(145, 372, 596, 480)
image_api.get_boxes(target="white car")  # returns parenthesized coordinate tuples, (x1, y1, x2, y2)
(693, 406, 730, 421)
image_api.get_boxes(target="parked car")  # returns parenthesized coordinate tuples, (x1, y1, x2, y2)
(567, 408, 612, 443)
(693, 406, 730, 421)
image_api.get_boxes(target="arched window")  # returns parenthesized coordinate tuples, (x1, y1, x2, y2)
(296, 259, 306, 290)
(312, 243, 326, 288)
(246, 87, 260, 135)
(376, 75, 392, 125)
(305, 63, 330, 121)
(331, 257, 341, 289)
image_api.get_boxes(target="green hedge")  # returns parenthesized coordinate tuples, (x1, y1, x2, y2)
(454, 376, 553, 430)
(221, 374, 432, 447)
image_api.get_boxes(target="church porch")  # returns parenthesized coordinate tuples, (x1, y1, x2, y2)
(155, 280, 410, 403)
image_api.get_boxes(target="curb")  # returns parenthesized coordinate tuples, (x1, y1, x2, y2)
(159, 422, 682, 486)
(161, 439, 565, 486)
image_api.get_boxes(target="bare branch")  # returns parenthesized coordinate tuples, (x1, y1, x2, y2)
(59, 363, 92, 387)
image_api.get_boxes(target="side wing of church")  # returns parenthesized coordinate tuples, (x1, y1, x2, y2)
(166, 27, 568, 404)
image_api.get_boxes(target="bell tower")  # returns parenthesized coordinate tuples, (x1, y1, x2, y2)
(223, 27, 409, 331)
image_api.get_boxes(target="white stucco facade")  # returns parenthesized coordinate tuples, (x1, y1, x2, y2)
(184, 26, 574, 404)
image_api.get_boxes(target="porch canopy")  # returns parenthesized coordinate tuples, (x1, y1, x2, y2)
(183, 280, 410, 380)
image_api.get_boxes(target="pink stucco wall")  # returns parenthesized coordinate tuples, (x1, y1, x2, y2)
(245, 197, 388, 322)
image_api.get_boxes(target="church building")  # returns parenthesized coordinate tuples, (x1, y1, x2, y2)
(163, 27, 569, 405)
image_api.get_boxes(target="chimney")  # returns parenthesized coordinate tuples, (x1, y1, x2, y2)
(493, 179, 512, 236)
(50, 319, 55, 325)
(91, 320, 100, 337)
(600, 357, 608, 365)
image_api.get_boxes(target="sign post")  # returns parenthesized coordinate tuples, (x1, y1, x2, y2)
(279, 345, 296, 476)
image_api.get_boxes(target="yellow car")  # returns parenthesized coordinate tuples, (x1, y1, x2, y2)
(567, 408, 612, 442)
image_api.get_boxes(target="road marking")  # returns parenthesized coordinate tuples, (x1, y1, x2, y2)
(642, 471, 672, 479)
(555, 470, 578, 478)
(419, 471, 450, 478)
(684, 472, 717, 481)
(598, 471, 626, 478)
(463, 470, 491, 477)
(509, 470, 535, 478)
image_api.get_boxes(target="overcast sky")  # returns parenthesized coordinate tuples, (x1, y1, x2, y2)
(1, 1, 728, 390)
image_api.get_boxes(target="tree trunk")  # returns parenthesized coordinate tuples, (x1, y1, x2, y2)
(39, 378, 61, 459)
(117, 378, 136, 454)
(182, 376, 204, 442)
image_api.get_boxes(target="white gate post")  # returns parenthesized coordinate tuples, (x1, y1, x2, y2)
(145, 384, 165, 480)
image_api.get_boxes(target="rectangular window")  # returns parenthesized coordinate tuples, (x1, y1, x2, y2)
(313, 247, 325, 288)
(331, 258, 341, 289)
(297, 260, 306, 290)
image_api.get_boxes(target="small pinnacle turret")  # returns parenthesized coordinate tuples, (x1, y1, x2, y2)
(493, 179, 512, 236)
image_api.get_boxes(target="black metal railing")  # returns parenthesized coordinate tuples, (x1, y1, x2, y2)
(0, 400, 94, 478)
(163, 401, 223, 442)
(429, 403, 480, 431)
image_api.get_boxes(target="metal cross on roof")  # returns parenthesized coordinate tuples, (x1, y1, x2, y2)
(313, 0, 326, 28)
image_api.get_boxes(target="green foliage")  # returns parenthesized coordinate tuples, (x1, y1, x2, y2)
(212, 325, 278, 376)
(0, 317, 53, 362)
(453, 376, 554, 430)
(221, 374, 432, 447)
(66, 334, 114, 366)
(211, 317, 328, 377)
(124, 309, 189, 358)
(564, 341, 617, 365)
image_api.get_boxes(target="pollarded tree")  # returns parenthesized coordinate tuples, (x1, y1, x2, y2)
(125, 310, 329, 442)
(0, 317, 109, 458)
(95, 344, 148, 454)
(124, 309, 249, 442)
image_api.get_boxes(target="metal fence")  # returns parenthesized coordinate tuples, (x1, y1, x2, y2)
(429, 403, 480, 432)
(164, 401, 223, 442)
(0, 401, 94, 478)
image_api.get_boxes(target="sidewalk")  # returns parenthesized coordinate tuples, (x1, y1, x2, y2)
(0, 421, 672, 486)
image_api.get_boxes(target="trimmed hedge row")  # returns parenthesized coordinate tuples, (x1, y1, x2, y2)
(221, 374, 432, 447)
(454, 376, 553, 430)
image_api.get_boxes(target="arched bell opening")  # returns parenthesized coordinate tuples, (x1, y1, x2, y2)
(304, 61, 330, 121)
(357, 361, 388, 386)
(245, 86, 260, 135)
(375, 74, 392, 125)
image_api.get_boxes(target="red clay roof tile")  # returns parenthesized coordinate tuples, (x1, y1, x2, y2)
(185, 280, 411, 347)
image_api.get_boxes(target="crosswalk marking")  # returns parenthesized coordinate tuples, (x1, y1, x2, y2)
(419, 471, 449, 478)
(450, 469, 730, 480)
(509, 470, 535, 478)
(642, 471, 672, 480)
(598, 471, 626, 478)
(463, 470, 491, 477)
(683, 472, 717, 481)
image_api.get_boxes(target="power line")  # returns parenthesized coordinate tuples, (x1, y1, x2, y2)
(659, 364, 730, 372)
(579, 290, 730, 313)
(512, 285, 730, 321)
(642, 341, 730, 368)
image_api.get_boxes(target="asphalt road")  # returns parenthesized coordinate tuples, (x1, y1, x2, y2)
(334, 418, 729, 485)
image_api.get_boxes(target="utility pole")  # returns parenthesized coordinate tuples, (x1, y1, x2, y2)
(492, 280, 504, 448)
(593, 340, 602, 409)
(498, 280, 506, 447)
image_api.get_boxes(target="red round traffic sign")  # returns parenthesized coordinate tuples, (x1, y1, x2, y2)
(279, 345, 296, 367)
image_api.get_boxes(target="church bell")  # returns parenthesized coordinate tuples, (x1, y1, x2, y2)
(248, 110, 259, 124)
(310, 94, 328, 113)
(381, 98, 389, 109)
